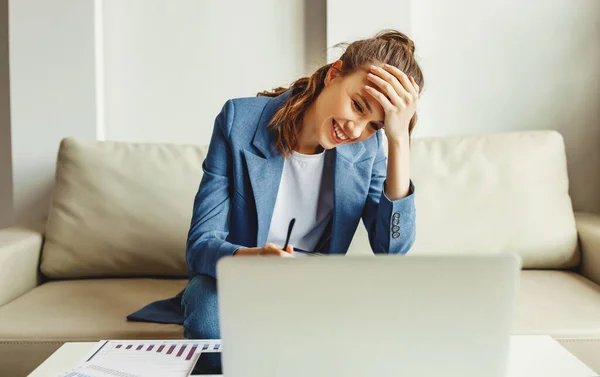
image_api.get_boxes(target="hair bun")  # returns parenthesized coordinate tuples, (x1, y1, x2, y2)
(376, 30, 415, 54)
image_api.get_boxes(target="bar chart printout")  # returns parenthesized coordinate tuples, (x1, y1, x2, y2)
(56, 340, 222, 377)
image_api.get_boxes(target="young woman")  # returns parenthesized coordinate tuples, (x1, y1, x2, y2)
(182, 30, 424, 339)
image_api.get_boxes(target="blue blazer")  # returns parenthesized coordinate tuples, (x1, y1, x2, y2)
(127, 90, 416, 325)
(186, 90, 416, 278)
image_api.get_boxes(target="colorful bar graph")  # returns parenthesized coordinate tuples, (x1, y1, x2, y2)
(157, 345, 165, 353)
(185, 345, 198, 361)
(176, 345, 187, 357)
(167, 345, 176, 355)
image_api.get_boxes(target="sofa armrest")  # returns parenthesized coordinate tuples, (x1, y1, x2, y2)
(575, 212, 600, 286)
(0, 220, 45, 307)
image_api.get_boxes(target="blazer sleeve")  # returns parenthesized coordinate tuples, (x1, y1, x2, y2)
(186, 100, 242, 278)
(361, 131, 416, 254)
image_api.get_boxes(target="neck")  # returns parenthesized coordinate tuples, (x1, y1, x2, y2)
(296, 105, 324, 155)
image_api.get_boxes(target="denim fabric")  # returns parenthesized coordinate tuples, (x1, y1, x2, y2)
(127, 290, 184, 325)
(182, 274, 220, 339)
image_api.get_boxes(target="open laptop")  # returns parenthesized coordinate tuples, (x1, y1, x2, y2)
(216, 254, 521, 377)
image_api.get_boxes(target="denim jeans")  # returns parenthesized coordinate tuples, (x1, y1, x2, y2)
(182, 274, 220, 339)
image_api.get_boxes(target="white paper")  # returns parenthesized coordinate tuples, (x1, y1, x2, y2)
(57, 340, 222, 377)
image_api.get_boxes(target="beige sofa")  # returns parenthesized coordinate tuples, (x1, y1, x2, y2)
(1, 130, 600, 376)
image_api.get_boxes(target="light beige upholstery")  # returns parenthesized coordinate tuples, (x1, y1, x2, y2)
(41, 138, 208, 279)
(514, 271, 600, 337)
(408, 131, 579, 268)
(575, 212, 600, 286)
(0, 279, 186, 376)
(0, 221, 44, 307)
(0, 278, 186, 340)
(349, 131, 580, 269)
(0, 131, 599, 376)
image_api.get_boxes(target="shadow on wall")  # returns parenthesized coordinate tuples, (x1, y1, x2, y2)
(303, 0, 327, 72)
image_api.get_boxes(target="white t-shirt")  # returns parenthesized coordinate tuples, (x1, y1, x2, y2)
(266, 150, 334, 252)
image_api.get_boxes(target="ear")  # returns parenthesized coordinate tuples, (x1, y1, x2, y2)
(324, 60, 343, 87)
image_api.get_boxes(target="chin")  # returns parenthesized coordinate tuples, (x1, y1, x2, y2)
(318, 136, 336, 150)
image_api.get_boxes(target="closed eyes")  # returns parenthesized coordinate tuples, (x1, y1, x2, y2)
(352, 98, 383, 131)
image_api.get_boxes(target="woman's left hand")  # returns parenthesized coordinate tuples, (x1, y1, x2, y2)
(365, 64, 420, 143)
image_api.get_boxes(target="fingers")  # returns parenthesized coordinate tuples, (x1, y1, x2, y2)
(366, 65, 419, 113)
(366, 66, 413, 112)
(382, 64, 419, 96)
(408, 76, 420, 96)
(366, 74, 400, 110)
(368, 66, 409, 105)
(260, 243, 294, 257)
(365, 85, 394, 112)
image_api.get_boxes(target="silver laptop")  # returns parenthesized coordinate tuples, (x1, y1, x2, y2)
(216, 254, 520, 377)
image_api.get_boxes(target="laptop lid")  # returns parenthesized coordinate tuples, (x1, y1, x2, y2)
(217, 254, 520, 377)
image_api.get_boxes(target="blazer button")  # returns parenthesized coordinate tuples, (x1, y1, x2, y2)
(392, 232, 400, 239)
(392, 225, 400, 232)
(392, 219, 399, 226)
(393, 212, 400, 219)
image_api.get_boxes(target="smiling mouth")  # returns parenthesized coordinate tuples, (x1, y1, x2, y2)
(332, 119, 350, 143)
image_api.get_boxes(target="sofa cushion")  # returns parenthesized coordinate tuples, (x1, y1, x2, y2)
(2, 273, 598, 341)
(408, 130, 578, 269)
(0, 278, 186, 340)
(514, 270, 600, 337)
(41, 138, 207, 278)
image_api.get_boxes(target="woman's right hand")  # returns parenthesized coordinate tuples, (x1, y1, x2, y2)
(235, 243, 294, 257)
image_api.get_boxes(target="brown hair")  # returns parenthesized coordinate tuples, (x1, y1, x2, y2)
(257, 30, 425, 157)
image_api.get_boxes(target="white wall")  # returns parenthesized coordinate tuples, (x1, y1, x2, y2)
(410, 0, 600, 214)
(0, 0, 11, 229)
(328, 0, 600, 214)
(326, 0, 411, 62)
(3, 0, 600, 225)
(102, 0, 326, 144)
(9, 0, 100, 224)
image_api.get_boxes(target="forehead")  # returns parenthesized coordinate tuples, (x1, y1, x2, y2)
(343, 69, 385, 120)
(343, 68, 371, 88)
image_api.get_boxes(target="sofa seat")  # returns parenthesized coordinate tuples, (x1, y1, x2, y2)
(0, 278, 186, 376)
(515, 270, 600, 338)
(0, 278, 187, 340)
(2, 273, 600, 375)
(3, 271, 600, 342)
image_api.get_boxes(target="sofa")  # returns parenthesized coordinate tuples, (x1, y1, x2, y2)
(1, 130, 600, 376)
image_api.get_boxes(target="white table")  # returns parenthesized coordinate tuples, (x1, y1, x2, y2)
(28, 336, 598, 377)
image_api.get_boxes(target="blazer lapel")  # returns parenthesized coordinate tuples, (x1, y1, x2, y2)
(244, 150, 284, 246)
(243, 91, 291, 247)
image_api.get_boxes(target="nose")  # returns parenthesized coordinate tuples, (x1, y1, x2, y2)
(346, 120, 367, 139)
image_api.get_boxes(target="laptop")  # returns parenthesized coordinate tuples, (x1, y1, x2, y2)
(216, 254, 521, 377)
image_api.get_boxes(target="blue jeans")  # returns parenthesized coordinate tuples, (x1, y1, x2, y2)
(182, 274, 220, 339)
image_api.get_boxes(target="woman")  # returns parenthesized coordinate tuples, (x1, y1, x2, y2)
(182, 29, 424, 339)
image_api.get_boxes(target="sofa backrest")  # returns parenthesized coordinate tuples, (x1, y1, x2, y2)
(42, 130, 579, 279)
(348, 130, 579, 269)
(41, 138, 207, 279)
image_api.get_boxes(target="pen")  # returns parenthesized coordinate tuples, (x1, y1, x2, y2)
(283, 218, 295, 252)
